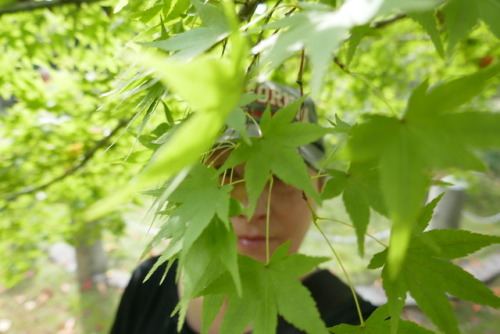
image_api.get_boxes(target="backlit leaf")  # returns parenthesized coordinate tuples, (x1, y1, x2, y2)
(203, 244, 329, 334)
(331, 305, 435, 334)
(443, 0, 500, 53)
(84, 31, 246, 221)
(349, 68, 500, 278)
(413, 229, 500, 259)
(409, 11, 445, 58)
(372, 224, 500, 334)
(221, 99, 327, 216)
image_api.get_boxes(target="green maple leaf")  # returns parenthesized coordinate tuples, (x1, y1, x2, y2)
(344, 25, 378, 66)
(409, 10, 445, 59)
(162, 0, 191, 25)
(142, 164, 241, 331)
(322, 161, 386, 256)
(367, 200, 500, 334)
(255, 0, 442, 93)
(348, 64, 500, 278)
(221, 98, 328, 217)
(330, 305, 435, 333)
(443, 0, 500, 53)
(142, 0, 230, 59)
(168, 164, 232, 256)
(84, 29, 246, 221)
(177, 217, 240, 331)
(144, 215, 242, 333)
(226, 93, 263, 145)
(201, 243, 330, 334)
(412, 229, 500, 260)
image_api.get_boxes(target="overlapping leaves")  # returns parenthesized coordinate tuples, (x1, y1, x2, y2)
(143, 0, 230, 59)
(367, 197, 500, 334)
(255, 0, 443, 93)
(331, 305, 434, 334)
(443, 0, 500, 53)
(84, 7, 246, 221)
(322, 160, 386, 256)
(221, 98, 328, 216)
(348, 64, 500, 277)
(201, 243, 330, 334)
(142, 164, 240, 330)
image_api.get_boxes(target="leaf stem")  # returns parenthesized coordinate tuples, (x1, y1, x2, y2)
(315, 135, 346, 178)
(297, 49, 306, 97)
(316, 216, 388, 248)
(312, 218, 366, 326)
(265, 176, 274, 265)
(303, 196, 366, 326)
(0, 0, 104, 16)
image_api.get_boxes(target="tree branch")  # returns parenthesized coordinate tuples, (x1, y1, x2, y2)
(3, 118, 128, 204)
(371, 13, 407, 29)
(333, 13, 408, 73)
(237, 0, 263, 22)
(0, 0, 104, 16)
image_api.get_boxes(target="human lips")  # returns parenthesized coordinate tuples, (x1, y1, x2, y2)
(237, 235, 274, 249)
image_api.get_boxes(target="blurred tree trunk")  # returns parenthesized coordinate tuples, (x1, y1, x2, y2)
(74, 220, 115, 333)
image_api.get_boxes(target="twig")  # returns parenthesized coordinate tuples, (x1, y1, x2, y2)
(3, 118, 128, 203)
(333, 13, 408, 73)
(0, 0, 104, 16)
(246, 0, 283, 75)
(302, 194, 366, 326)
(371, 13, 407, 29)
(297, 49, 306, 97)
(333, 56, 351, 74)
(265, 175, 274, 265)
(237, 0, 262, 22)
(297, 49, 306, 120)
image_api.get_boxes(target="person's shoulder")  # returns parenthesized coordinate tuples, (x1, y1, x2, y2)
(303, 269, 377, 326)
(129, 256, 178, 286)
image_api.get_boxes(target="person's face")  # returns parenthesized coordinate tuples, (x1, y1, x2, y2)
(210, 150, 322, 263)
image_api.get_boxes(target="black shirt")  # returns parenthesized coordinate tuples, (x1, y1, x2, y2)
(110, 257, 376, 334)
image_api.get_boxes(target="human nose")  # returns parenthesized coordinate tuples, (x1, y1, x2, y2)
(231, 182, 268, 223)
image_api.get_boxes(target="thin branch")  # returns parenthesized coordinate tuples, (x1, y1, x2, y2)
(246, 0, 282, 75)
(3, 118, 128, 204)
(297, 49, 306, 96)
(297, 49, 306, 120)
(333, 56, 351, 74)
(371, 13, 407, 29)
(237, 0, 263, 22)
(332, 13, 408, 73)
(0, 0, 104, 16)
(302, 194, 366, 326)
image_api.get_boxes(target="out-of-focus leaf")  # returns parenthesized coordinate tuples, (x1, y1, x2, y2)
(114, 0, 129, 13)
(84, 30, 246, 221)
(409, 11, 445, 58)
(142, 27, 229, 59)
(345, 25, 373, 65)
(349, 67, 500, 278)
(255, 0, 444, 93)
(443, 0, 500, 53)
(477, 0, 500, 39)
